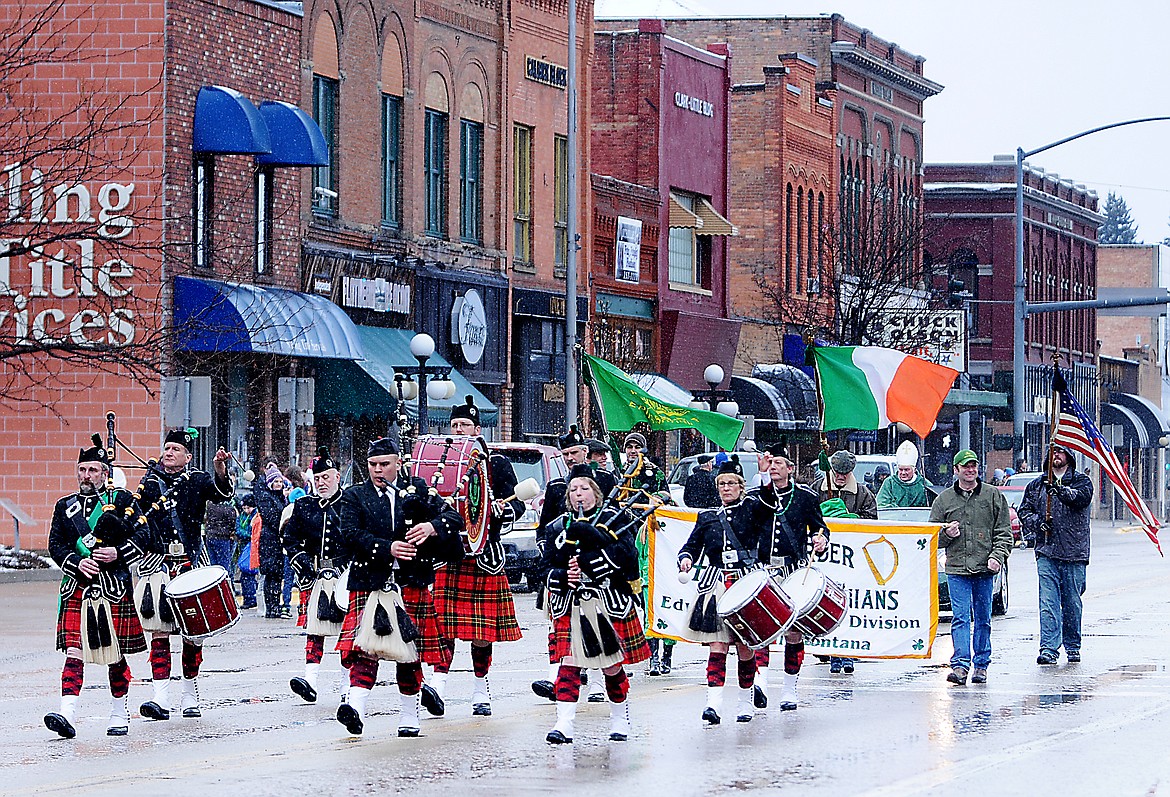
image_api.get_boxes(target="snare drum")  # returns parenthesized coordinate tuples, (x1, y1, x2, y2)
(716, 569, 796, 649)
(165, 566, 239, 641)
(780, 567, 848, 638)
(411, 435, 491, 555)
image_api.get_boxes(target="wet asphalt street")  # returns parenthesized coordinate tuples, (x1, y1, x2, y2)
(2, 522, 1169, 797)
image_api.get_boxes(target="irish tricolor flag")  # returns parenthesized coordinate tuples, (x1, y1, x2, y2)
(812, 346, 959, 439)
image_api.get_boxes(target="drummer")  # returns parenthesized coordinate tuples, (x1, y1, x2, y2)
(44, 435, 151, 738)
(283, 447, 350, 705)
(334, 437, 464, 737)
(677, 455, 762, 725)
(134, 428, 233, 722)
(542, 464, 650, 744)
(430, 397, 525, 716)
(749, 444, 829, 711)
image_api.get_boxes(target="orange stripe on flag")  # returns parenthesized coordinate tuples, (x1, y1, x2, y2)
(886, 356, 959, 439)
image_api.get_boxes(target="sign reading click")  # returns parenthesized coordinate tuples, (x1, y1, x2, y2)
(453, 288, 488, 365)
(526, 57, 567, 89)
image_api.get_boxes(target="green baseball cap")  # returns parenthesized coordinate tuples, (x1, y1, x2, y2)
(953, 449, 979, 467)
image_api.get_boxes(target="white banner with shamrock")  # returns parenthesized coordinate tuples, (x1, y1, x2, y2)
(647, 509, 940, 658)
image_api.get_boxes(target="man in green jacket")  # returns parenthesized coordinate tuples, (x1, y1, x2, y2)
(929, 449, 1013, 686)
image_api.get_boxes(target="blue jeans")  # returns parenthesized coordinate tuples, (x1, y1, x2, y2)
(239, 570, 257, 606)
(1036, 554, 1086, 655)
(205, 538, 234, 577)
(948, 572, 995, 670)
(282, 556, 294, 608)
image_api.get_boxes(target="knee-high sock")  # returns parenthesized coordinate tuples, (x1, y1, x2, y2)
(181, 640, 202, 679)
(348, 655, 378, 690)
(471, 643, 493, 678)
(396, 662, 424, 696)
(707, 651, 728, 688)
(784, 641, 804, 675)
(604, 669, 629, 703)
(555, 664, 582, 703)
(108, 659, 131, 698)
(432, 640, 456, 675)
(150, 637, 171, 682)
(61, 656, 84, 697)
(305, 635, 324, 665)
(737, 655, 758, 689)
(755, 647, 771, 669)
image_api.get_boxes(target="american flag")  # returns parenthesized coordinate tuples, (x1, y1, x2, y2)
(1052, 367, 1162, 554)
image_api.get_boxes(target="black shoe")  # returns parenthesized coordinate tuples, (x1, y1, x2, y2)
(1067, 650, 1081, 663)
(472, 703, 492, 717)
(546, 729, 572, 744)
(646, 654, 661, 676)
(182, 704, 201, 719)
(737, 713, 753, 723)
(106, 725, 128, 737)
(290, 677, 317, 703)
(336, 702, 363, 735)
(779, 701, 797, 711)
(842, 660, 855, 674)
(139, 701, 170, 721)
(44, 713, 76, 739)
(753, 685, 768, 709)
(420, 683, 445, 717)
(587, 692, 607, 703)
(609, 731, 628, 742)
(702, 707, 721, 725)
(971, 668, 987, 684)
(1037, 651, 1059, 665)
(830, 660, 842, 674)
(398, 726, 420, 737)
(661, 648, 673, 674)
(947, 667, 969, 685)
(532, 680, 556, 701)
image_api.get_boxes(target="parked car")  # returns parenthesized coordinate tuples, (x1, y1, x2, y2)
(854, 454, 899, 492)
(667, 452, 762, 506)
(1004, 471, 1044, 488)
(492, 442, 568, 589)
(875, 506, 1010, 616)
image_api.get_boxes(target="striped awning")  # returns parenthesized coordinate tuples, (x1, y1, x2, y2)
(668, 195, 703, 229)
(695, 198, 737, 236)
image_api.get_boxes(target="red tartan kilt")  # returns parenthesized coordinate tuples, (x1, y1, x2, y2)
(56, 588, 147, 655)
(335, 587, 451, 667)
(551, 608, 650, 665)
(296, 587, 310, 628)
(432, 559, 521, 643)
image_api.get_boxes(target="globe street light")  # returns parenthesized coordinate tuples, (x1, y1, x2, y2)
(397, 332, 454, 435)
(690, 362, 738, 451)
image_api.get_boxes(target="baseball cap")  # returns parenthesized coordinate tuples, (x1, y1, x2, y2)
(953, 449, 979, 467)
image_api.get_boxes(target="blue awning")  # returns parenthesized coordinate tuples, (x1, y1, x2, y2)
(193, 86, 272, 155)
(173, 276, 364, 360)
(256, 101, 329, 167)
(349, 326, 498, 427)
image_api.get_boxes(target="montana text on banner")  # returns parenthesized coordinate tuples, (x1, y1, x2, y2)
(647, 508, 940, 658)
(582, 353, 744, 451)
(812, 345, 959, 439)
(1052, 366, 1162, 555)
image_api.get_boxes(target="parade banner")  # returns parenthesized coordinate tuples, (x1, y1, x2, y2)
(647, 509, 940, 658)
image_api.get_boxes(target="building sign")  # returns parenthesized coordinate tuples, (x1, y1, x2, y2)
(1045, 212, 1073, 231)
(542, 382, 565, 403)
(875, 309, 966, 371)
(870, 81, 894, 103)
(525, 57, 567, 89)
(452, 288, 487, 365)
(615, 217, 642, 283)
(0, 162, 139, 347)
(673, 92, 714, 117)
(341, 276, 410, 314)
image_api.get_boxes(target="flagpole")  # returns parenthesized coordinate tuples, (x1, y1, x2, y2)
(1045, 356, 1062, 530)
(805, 330, 835, 498)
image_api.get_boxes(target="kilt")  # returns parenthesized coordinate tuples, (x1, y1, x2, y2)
(296, 587, 310, 629)
(336, 587, 451, 667)
(551, 609, 650, 665)
(432, 559, 522, 643)
(56, 588, 147, 655)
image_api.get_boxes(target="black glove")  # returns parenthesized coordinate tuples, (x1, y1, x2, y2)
(1037, 520, 1052, 539)
(578, 550, 615, 581)
(1056, 486, 1079, 503)
(546, 568, 570, 596)
(289, 553, 317, 586)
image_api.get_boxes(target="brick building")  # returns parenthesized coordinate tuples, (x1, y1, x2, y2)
(590, 21, 739, 393)
(924, 158, 1102, 473)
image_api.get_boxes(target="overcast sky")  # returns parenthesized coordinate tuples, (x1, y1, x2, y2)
(595, 0, 1170, 247)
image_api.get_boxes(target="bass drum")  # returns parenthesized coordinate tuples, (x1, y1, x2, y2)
(165, 565, 239, 641)
(411, 435, 491, 555)
(716, 569, 796, 650)
(780, 567, 848, 638)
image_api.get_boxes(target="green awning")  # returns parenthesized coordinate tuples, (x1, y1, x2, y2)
(315, 326, 498, 427)
(944, 389, 1008, 409)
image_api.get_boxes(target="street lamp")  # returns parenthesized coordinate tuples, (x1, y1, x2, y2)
(689, 363, 738, 451)
(394, 332, 455, 434)
(1013, 117, 1170, 470)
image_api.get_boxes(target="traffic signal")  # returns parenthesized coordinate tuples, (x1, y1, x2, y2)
(946, 277, 969, 308)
